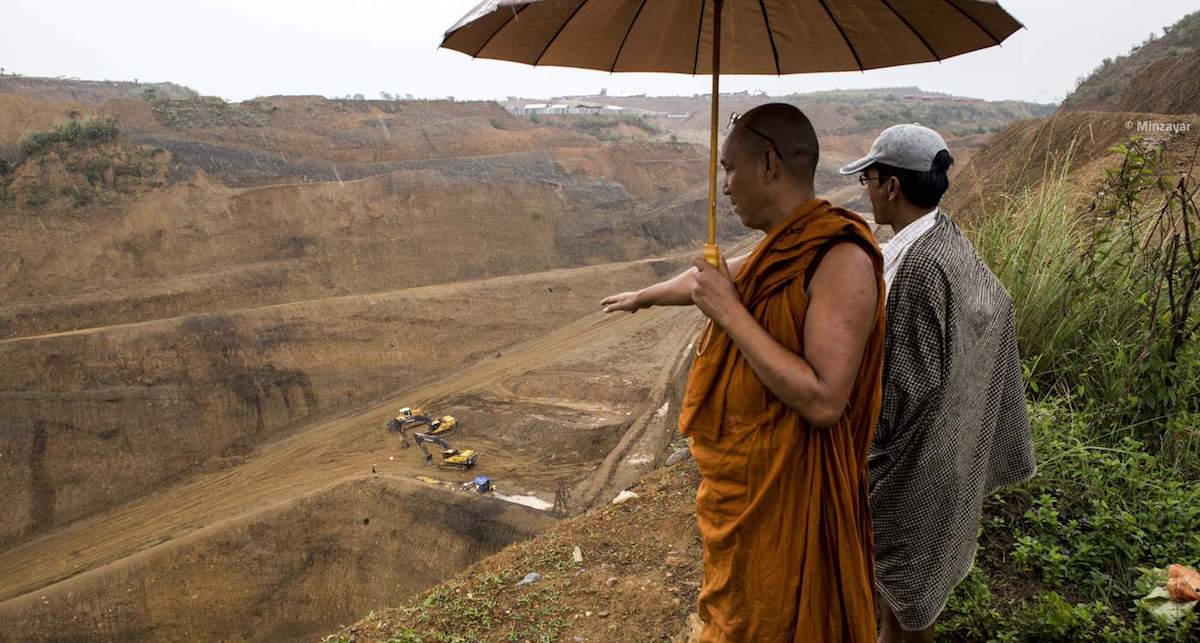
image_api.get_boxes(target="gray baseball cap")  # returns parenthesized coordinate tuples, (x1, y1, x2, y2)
(838, 123, 950, 175)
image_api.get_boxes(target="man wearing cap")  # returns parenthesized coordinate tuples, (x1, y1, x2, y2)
(840, 124, 1036, 642)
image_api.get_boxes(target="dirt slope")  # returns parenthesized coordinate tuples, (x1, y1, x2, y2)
(1060, 10, 1200, 114)
(0, 76, 196, 105)
(0, 101, 741, 338)
(0, 287, 703, 641)
(0, 477, 555, 643)
(1116, 49, 1200, 115)
(943, 111, 1200, 221)
(332, 461, 705, 643)
(0, 254, 692, 546)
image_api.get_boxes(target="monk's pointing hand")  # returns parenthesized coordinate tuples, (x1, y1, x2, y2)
(601, 291, 641, 313)
(691, 256, 742, 327)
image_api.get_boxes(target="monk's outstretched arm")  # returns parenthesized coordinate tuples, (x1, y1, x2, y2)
(601, 252, 751, 313)
(691, 244, 879, 429)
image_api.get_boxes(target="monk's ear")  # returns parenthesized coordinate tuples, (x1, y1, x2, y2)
(760, 148, 777, 183)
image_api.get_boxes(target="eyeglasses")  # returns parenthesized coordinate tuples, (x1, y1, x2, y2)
(728, 111, 784, 160)
(858, 174, 887, 186)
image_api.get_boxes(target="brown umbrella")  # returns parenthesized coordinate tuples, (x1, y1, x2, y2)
(442, 0, 1021, 264)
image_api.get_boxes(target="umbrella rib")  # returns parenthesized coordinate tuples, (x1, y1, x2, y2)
(879, 0, 941, 61)
(941, 0, 1001, 45)
(533, 0, 591, 67)
(472, 4, 530, 58)
(610, 0, 650, 73)
(692, 0, 707, 75)
(757, 0, 782, 75)
(816, 0, 864, 71)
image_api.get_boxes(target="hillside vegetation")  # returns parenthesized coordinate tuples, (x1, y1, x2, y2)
(937, 134, 1200, 641)
(1061, 10, 1200, 114)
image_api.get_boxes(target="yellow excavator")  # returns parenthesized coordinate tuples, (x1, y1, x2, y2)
(386, 407, 458, 448)
(413, 431, 477, 471)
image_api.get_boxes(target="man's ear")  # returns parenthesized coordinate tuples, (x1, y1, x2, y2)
(885, 176, 900, 202)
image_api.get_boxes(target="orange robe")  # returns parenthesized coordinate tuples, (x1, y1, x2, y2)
(679, 199, 886, 642)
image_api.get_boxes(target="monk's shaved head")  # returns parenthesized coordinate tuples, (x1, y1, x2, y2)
(728, 103, 819, 184)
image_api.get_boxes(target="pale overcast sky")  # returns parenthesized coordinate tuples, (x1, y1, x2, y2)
(1, 1, 1195, 105)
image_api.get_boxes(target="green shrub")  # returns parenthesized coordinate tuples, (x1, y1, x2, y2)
(1009, 401, 1200, 598)
(20, 117, 120, 158)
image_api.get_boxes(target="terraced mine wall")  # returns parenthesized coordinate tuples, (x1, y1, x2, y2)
(0, 477, 555, 643)
(0, 257, 689, 545)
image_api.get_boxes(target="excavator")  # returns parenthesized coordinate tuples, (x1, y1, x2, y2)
(412, 431, 477, 471)
(386, 406, 458, 448)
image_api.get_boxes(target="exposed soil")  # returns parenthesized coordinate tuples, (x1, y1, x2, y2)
(1059, 10, 1200, 114)
(944, 111, 1200, 222)
(1117, 50, 1200, 115)
(0, 476, 556, 643)
(330, 460, 706, 643)
(0, 77, 1045, 642)
(0, 295, 703, 641)
(0, 255, 694, 546)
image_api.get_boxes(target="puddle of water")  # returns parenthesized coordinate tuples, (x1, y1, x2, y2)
(493, 491, 554, 511)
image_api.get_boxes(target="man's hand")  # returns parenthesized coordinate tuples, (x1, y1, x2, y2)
(690, 256, 744, 327)
(601, 290, 644, 313)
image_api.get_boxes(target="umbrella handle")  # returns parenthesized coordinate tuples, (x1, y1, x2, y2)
(705, 0, 723, 267)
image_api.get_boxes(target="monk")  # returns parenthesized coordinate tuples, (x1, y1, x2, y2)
(602, 103, 885, 642)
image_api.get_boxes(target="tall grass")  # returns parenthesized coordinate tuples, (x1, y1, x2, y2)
(964, 136, 1199, 458)
(939, 135, 1200, 641)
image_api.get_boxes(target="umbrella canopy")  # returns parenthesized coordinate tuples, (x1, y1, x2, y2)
(442, 0, 1022, 263)
(443, 0, 1021, 75)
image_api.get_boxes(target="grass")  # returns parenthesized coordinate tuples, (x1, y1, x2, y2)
(939, 136, 1200, 641)
(4, 117, 168, 208)
(969, 137, 1200, 442)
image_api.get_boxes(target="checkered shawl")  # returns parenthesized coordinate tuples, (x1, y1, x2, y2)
(869, 211, 1036, 631)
